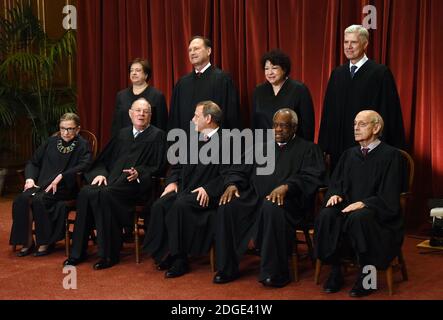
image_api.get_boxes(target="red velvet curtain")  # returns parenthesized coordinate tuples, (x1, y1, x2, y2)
(77, 0, 443, 230)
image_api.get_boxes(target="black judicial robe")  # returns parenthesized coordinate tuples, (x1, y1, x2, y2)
(143, 132, 226, 261)
(318, 60, 406, 169)
(10, 135, 92, 246)
(86, 125, 166, 194)
(111, 86, 168, 135)
(315, 142, 405, 269)
(168, 66, 241, 131)
(252, 79, 315, 141)
(70, 126, 166, 260)
(215, 136, 325, 276)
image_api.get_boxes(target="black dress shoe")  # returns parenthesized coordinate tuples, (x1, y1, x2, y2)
(156, 255, 173, 271)
(34, 244, 55, 257)
(213, 271, 239, 284)
(16, 242, 35, 257)
(349, 274, 376, 297)
(93, 258, 119, 270)
(323, 270, 344, 293)
(165, 259, 189, 278)
(63, 254, 87, 266)
(261, 275, 290, 288)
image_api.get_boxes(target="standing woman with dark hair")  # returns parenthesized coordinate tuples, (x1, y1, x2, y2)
(10, 113, 92, 257)
(252, 49, 315, 141)
(111, 58, 168, 135)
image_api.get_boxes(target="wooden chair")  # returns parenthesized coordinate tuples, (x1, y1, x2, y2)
(314, 149, 413, 295)
(291, 186, 327, 282)
(290, 152, 330, 281)
(64, 130, 98, 256)
(133, 176, 166, 263)
(208, 187, 328, 280)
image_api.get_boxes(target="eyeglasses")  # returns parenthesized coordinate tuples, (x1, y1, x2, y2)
(272, 122, 294, 129)
(131, 109, 151, 115)
(354, 121, 376, 128)
(60, 127, 78, 133)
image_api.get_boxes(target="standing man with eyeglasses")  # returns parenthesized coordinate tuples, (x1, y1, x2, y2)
(318, 25, 405, 171)
(64, 98, 166, 270)
(315, 110, 405, 297)
(168, 36, 241, 131)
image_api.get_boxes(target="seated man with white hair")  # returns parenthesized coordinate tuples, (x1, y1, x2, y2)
(315, 110, 406, 297)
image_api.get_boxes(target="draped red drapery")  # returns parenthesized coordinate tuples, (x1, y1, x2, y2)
(76, 0, 443, 230)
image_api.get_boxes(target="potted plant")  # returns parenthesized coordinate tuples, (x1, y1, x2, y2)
(0, 4, 77, 194)
(0, 4, 77, 149)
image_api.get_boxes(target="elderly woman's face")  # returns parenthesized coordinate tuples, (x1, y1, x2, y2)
(264, 60, 286, 86)
(130, 62, 147, 85)
(59, 120, 79, 143)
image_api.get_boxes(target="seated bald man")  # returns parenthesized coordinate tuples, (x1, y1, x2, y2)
(315, 110, 406, 297)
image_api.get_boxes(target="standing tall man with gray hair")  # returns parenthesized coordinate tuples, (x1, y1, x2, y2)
(319, 25, 405, 171)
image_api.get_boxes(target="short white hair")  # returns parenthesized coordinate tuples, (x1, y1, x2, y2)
(345, 25, 369, 43)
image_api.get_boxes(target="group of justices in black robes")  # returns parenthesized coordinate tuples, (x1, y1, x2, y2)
(315, 110, 406, 297)
(111, 25, 406, 167)
(63, 98, 166, 269)
(10, 113, 92, 257)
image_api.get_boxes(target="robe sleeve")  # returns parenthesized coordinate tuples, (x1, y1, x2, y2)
(218, 73, 241, 130)
(284, 143, 326, 199)
(362, 150, 403, 223)
(318, 70, 337, 154)
(167, 82, 181, 131)
(135, 131, 167, 186)
(61, 139, 93, 183)
(155, 93, 168, 132)
(111, 92, 123, 137)
(251, 87, 259, 130)
(24, 140, 49, 181)
(378, 68, 406, 150)
(324, 150, 347, 202)
(297, 84, 315, 141)
(85, 136, 117, 182)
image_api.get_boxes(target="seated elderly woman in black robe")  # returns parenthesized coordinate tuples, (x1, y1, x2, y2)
(9, 113, 92, 257)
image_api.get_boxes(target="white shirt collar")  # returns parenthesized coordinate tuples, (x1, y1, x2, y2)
(349, 54, 368, 73)
(361, 139, 381, 153)
(195, 62, 211, 74)
(277, 134, 296, 147)
(133, 126, 148, 136)
(206, 127, 219, 139)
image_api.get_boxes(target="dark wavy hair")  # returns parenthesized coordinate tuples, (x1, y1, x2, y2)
(260, 49, 291, 77)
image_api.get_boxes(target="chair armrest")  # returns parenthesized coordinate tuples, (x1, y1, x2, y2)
(75, 172, 85, 189)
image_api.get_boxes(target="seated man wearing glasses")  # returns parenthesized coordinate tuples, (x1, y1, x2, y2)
(315, 110, 405, 297)
(64, 98, 166, 270)
(10, 113, 92, 257)
(214, 108, 325, 287)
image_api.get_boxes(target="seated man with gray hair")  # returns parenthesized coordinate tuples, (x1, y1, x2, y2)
(214, 108, 325, 287)
(64, 98, 166, 270)
(315, 110, 405, 297)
